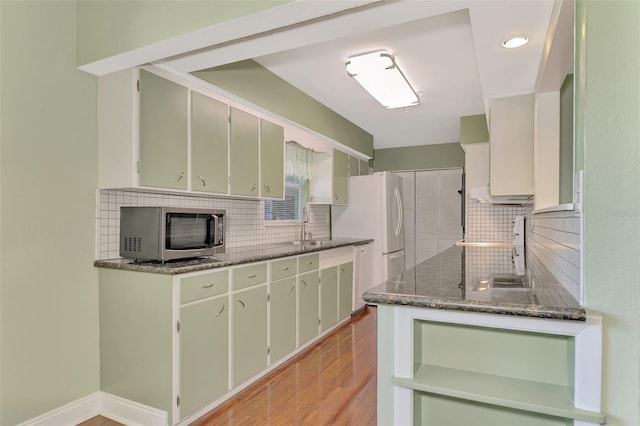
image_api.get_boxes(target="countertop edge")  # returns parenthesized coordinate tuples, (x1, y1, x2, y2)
(94, 238, 373, 275)
(364, 292, 586, 321)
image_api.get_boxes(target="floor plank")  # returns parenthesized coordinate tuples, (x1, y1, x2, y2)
(193, 306, 377, 426)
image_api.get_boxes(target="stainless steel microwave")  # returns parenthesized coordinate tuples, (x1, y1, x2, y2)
(119, 206, 225, 262)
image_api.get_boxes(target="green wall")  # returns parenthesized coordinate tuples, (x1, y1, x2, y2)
(193, 61, 374, 157)
(76, 0, 292, 67)
(0, 2, 99, 424)
(373, 143, 465, 171)
(577, 1, 640, 424)
(459, 114, 489, 144)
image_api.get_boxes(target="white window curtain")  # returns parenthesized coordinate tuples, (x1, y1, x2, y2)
(264, 141, 310, 222)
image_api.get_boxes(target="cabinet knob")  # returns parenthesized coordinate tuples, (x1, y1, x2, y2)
(289, 285, 295, 293)
(202, 283, 214, 289)
(300, 279, 307, 287)
(236, 299, 246, 309)
(247, 274, 257, 279)
(174, 171, 185, 183)
(197, 174, 206, 187)
(251, 183, 257, 192)
(282, 267, 289, 271)
(334, 193, 339, 201)
(264, 184, 271, 193)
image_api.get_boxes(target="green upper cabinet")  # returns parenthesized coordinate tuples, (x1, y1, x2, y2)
(139, 69, 188, 190)
(191, 92, 229, 194)
(230, 107, 260, 196)
(359, 158, 369, 176)
(333, 149, 349, 204)
(179, 294, 229, 419)
(260, 119, 284, 199)
(348, 155, 359, 177)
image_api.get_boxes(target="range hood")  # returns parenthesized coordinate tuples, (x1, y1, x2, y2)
(469, 186, 532, 205)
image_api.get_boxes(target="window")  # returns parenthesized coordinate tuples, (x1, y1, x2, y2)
(264, 142, 310, 223)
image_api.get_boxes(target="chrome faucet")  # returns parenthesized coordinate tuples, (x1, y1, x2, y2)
(300, 206, 310, 241)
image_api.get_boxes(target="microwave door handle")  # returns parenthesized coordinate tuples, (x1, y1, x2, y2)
(212, 215, 219, 247)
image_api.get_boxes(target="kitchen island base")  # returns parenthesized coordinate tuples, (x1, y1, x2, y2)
(377, 305, 605, 425)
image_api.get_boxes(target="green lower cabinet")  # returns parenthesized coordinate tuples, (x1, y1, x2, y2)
(338, 262, 353, 320)
(232, 285, 268, 386)
(298, 271, 319, 346)
(270, 277, 297, 363)
(320, 266, 338, 332)
(179, 295, 229, 419)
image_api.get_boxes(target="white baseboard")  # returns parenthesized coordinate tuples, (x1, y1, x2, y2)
(19, 393, 101, 426)
(100, 392, 167, 426)
(18, 392, 167, 426)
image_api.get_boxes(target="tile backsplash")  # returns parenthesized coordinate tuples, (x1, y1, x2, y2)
(528, 210, 582, 302)
(96, 189, 330, 260)
(465, 195, 582, 302)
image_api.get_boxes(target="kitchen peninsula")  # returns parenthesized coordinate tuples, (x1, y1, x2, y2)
(365, 246, 606, 426)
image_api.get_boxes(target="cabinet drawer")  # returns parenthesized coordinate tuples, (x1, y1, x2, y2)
(180, 270, 229, 304)
(232, 263, 267, 290)
(298, 254, 319, 273)
(271, 257, 297, 281)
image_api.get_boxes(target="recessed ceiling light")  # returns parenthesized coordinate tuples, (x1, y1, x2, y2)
(502, 35, 529, 49)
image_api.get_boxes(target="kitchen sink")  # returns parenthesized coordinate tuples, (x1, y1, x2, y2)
(282, 240, 326, 247)
(491, 276, 525, 289)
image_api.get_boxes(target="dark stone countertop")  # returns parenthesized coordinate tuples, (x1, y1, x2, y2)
(94, 238, 372, 275)
(364, 245, 585, 321)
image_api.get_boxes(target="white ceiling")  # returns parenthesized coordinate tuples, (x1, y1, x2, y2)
(158, 0, 556, 150)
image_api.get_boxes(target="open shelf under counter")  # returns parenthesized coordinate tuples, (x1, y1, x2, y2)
(392, 364, 606, 424)
(376, 305, 605, 426)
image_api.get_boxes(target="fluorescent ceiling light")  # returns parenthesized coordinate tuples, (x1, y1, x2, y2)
(346, 50, 419, 109)
(502, 35, 529, 49)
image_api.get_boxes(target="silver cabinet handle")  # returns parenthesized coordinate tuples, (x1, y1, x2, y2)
(251, 183, 257, 192)
(282, 267, 289, 271)
(237, 299, 246, 309)
(264, 184, 271, 193)
(307, 261, 313, 265)
(197, 174, 206, 187)
(216, 303, 225, 317)
(247, 274, 257, 279)
(300, 279, 307, 287)
(175, 171, 185, 183)
(289, 285, 295, 293)
(202, 283, 214, 289)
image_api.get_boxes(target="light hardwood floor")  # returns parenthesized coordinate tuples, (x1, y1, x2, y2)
(79, 306, 377, 426)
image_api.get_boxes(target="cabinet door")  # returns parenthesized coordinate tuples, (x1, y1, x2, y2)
(230, 107, 260, 196)
(270, 277, 297, 363)
(179, 295, 228, 418)
(232, 285, 267, 386)
(332, 149, 349, 204)
(348, 155, 359, 177)
(298, 271, 319, 346)
(359, 158, 369, 176)
(338, 262, 353, 321)
(320, 266, 338, 332)
(139, 69, 188, 190)
(489, 93, 534, 196)
(260, 119, 284, 199)
(191, 92, 228, 194)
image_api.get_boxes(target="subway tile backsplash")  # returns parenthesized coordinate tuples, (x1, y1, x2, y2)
(528, 210, 582, 302)
(466, 196, 533, 243)
(95, 189, 330, 260)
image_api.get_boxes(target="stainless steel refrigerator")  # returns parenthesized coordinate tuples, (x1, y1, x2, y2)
(331, 172, 405, 301)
